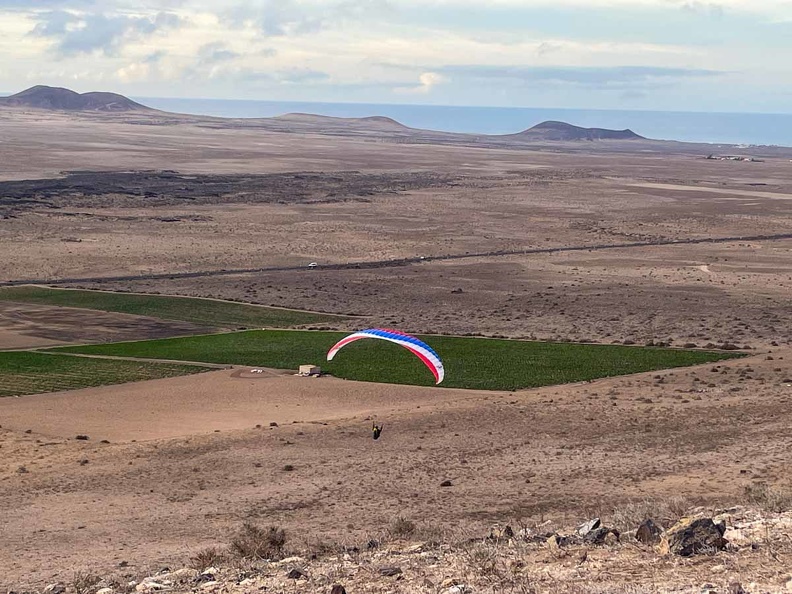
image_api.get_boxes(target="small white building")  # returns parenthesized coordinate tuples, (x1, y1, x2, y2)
(298, 364, 321, 376)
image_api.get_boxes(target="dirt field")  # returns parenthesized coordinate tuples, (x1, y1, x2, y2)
(2, 349, 791, 587)
(0, 301, 213, 349)
(1, 108, 791, 588)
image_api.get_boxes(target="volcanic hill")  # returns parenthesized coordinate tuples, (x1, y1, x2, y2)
(511, 120, 645, 141)
(0, 85, 151, 112)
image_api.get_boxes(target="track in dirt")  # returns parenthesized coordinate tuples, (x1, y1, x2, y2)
(2, 232, 791, 287)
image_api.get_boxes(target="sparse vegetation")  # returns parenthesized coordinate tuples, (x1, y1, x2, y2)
(0, 286, 343, 329)
(389, 516, 417, 537)
(229, 523, 287, 561)
(69, 570, 101, 594)
(601, 497, 696, 533)
(51, 329, 744, 391)
(189, 547, 227, 571)
(743, 483, 792, 513)
(0, 351, 209, 397)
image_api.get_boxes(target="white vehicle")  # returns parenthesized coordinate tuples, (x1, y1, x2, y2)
(308, 262, 318, 268)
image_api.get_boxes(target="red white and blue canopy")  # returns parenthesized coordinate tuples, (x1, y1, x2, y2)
(326, 328, 445, 384)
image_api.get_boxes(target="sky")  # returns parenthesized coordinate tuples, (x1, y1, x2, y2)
(1, 0, 792, 112)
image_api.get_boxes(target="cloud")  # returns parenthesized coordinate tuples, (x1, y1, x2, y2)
(225, 0, 323, 36)
(198, 41, 241, 63)
(224, 0, 391, 37)
(32, 10, 183, 56)
(395, 71, 448, 94)
(433, 64, 723, 87)
(275, 68, 330, 83)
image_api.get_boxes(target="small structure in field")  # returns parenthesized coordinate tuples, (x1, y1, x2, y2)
(298, 364, 321, 377)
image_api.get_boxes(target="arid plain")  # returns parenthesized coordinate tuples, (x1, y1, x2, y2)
(1, 106, 792, 590)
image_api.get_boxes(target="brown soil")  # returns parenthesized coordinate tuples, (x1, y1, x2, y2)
(2, 349, 792, 587)
(1, 110, 791, 589)
(0, 302, 214, 349)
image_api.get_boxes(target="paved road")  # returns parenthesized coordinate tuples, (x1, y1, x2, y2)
(2, 232, 791, 288)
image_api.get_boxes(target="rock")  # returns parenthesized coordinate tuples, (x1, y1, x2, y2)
(167, 568, 197, 580)
(728, 582, 746, 594)
(44, 585, 65, 594)
(96, 588, 114, 594)
(199, 582, 218, 590)
(440, 480, 453, 487)
(331, 586, 347, 594)
(635, 519, 663, 545)
(441, 578, 461, 588)
(278, 556, 306, 565)
(546, 534, 560, 550)
(583, 526, 619, 544)
(660, 517, 728, 556)
(75, 435, 89, 440)
(286, 568, 307, 579)
(577, 518, 601, 537)
(447, 586, 471, 594)
(135, 582, 166, 592)
(379, 566, 403, 577)
(603, 530, 620, 545)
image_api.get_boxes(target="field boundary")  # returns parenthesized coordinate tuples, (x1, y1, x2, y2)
(17, 284, 356, 318)
(1, 232, 791, 287)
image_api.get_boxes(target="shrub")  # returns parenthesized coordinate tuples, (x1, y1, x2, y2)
(189, 547, 226, 571)
(230, 523, 287, 560)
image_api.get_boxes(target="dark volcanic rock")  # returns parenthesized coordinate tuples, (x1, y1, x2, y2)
(286, 568, 306, 580)
(661, 518, 728, 556)
(635, 519, 663, 545)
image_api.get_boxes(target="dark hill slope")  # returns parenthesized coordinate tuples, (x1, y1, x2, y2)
(509, 120, 645, 141)
(0, 85, 150, 112)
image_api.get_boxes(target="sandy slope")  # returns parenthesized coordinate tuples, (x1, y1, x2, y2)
(2, 349, 791, 587)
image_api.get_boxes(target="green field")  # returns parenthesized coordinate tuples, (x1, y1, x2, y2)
(51, 330, 742, 391)
(0, 286, 343, 329)
(0, 351, 209, 398)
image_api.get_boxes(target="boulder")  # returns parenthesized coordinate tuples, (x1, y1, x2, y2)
(635, 519, 662, 545)
(583, 526, 620, 544)
(330, 586, 347, 594)
(659, 517, 728, 556)
(379, 566, 403, 577)
(577, 518, 601, 537)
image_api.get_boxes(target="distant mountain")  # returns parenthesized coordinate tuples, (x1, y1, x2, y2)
(274, 112, 409, 130)
(510, 120, 645, 141)
(0, 85, 150, 112)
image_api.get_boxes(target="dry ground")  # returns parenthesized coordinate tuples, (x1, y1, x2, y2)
(0, 301, 214, 349)
(1, 109, 791, 590)
(2, 349, 792, 587)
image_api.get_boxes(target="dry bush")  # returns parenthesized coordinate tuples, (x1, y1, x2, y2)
(229, 523, 287, 561)
(389, 516, 416, 537)
(70, 571, 101, 594)
(743, 482, 792, 513)
(604, 496, 695, 533)
(189, 547, 227, 571)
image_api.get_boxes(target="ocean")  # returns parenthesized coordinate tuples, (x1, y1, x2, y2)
(137, 97, 792, 147)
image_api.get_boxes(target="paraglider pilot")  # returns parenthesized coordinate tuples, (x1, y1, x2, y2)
(372, 422, 383, 440)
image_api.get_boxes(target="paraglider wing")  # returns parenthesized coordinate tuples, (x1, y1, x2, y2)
(326, 328, 445, 384)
